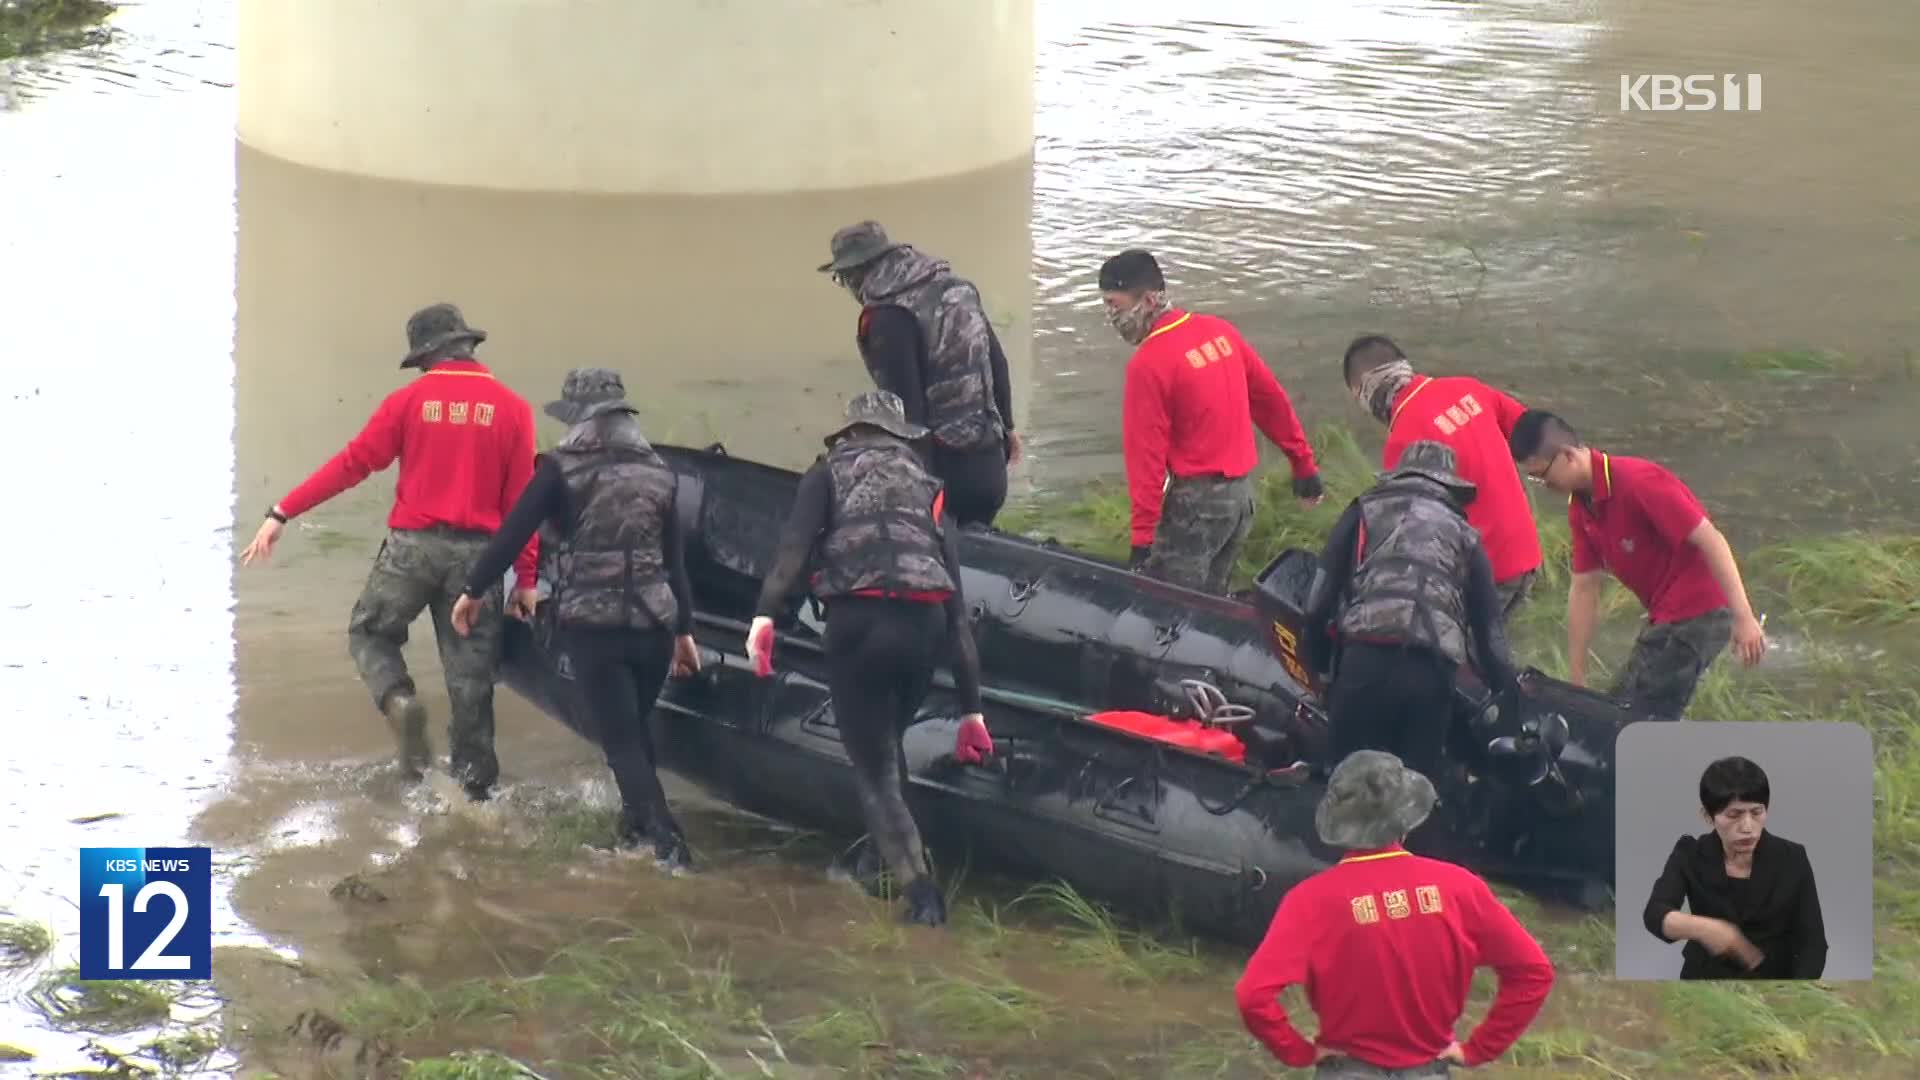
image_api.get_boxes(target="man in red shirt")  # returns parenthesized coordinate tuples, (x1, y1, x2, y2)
(1100, 249, 1323, 594)
(1508, 409, 1767, 720)
(1344, 335, 1543, 624)
(239, 304, 542, 800)
(1236, 750, 1555, 1076)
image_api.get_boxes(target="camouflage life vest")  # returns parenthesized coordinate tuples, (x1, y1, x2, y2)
(811, 433, 955, 598)
(547, 412, 680, 632)
(856, 246, 1005, 454)
(1335, 476, 1478, 667)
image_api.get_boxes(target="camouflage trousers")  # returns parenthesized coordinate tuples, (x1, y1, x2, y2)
(1493, 567, 1538, 627)
(1314, 1056, 1450, 1079)
(346, 526, 506, 791)
(1141, 474, 1254, 595)
(1610, 607, 1734, 720)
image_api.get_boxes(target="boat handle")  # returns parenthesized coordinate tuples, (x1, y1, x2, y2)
(1009, 577, 1039, 603)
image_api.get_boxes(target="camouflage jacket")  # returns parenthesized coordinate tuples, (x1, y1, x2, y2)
(856, 246, 1005, 454)
(811, 432, 955, 598)
(548, 412, 680, 632)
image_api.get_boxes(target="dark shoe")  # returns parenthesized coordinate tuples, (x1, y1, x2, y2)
(651, 830, 694, 873)
(462, 779, 493, 802)
(902, 876, 947, 928)
(382, 692, 431, 780)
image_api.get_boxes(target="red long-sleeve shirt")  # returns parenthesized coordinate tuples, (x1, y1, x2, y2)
(1122, 309, 1317, 547)
(277, 359, 541, 586)
(1235, 846, 1555, 1070)
(1382, 374, 1543, 584)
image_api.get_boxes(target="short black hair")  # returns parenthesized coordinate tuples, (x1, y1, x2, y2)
(1508, 409, 1582, 462)
(1099, 249, 1165, 293)
(1342, 334, 1406, 385)
(1699, 756, 1771, 815)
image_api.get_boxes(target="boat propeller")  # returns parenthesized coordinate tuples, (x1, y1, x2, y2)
(1484, 711, 1583, 814)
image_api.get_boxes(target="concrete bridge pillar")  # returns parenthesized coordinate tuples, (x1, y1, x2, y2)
(235, 0, 1036, 194)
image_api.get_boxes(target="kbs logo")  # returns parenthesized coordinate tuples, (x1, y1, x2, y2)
(1619, 74, 1762, 112)
(79, 847, 212, 980)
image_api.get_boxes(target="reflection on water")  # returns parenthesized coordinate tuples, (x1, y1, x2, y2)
(0, 1, 260, 1068)
(4, 0, 1919, 1062)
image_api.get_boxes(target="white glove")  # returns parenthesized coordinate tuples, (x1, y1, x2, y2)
(746, 615, 775, 676)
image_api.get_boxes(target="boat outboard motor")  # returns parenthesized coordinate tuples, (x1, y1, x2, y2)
(1484, 710, 1583, 815)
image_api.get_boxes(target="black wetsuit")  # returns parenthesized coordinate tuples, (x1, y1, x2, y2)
(465, 455, 697, 859)
(755, 456, 985, 924)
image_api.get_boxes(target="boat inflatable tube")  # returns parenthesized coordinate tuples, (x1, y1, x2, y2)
(496, 442, 1637, 943)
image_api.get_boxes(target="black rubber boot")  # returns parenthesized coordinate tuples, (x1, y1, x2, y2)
(902, 876, 947, 928)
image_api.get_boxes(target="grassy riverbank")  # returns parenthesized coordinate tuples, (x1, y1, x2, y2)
(4, 419, 1917, 1077)
(0, 0, 115, 60)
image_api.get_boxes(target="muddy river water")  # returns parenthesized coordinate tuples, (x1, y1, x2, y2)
(2, 0, 1917, 1067)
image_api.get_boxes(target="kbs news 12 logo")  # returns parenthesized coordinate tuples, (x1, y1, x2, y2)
(79, 847, 212, 980)
(1619, 73, 1763, 112)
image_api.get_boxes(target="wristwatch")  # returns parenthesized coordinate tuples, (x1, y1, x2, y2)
(266, 506, 287, 524)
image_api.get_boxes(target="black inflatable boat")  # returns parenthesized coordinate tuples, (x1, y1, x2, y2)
(497, 442, 1637, 946)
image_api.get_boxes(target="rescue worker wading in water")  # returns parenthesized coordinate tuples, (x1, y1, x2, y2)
(747, 390, 994, 927)
(451, 368, 704, 870)
(821, 221, 1020, 529)
(1300, 440, 1520, 788)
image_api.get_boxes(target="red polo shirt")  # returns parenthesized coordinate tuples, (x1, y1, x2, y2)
(1567, 451, 1728, 624)
(1121, 309, 1317, 547)
(1383, 375, 1542, 584)
(1235, 846, 1554, 1070)
(278, 359, 540, 585)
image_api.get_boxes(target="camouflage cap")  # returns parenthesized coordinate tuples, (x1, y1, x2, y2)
(401, 302, 487, 369)
(545, 367, 637, 425)
(1315, 749, 1438, 850)
(1385, 439, 1477, 503)
(824, 389, 929, 447)
(817, 221, 901, 273)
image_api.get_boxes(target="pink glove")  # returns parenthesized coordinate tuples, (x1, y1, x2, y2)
(954, 713, 994, 764)
(746, 616, 775, 677)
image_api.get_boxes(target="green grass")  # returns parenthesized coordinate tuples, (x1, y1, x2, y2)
(0, 912, 55, 970)
(191, 422, 1920, 1078)
(0, 0, 115, 60)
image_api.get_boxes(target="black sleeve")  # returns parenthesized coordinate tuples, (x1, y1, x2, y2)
(1300, 500, 1362, 675)
(1788, 845, 1829, 978)
(755, 461, 833, 618)
(1643, 837, 1693, 942)
(1465, 544, 1520, 691)
(863, 306, 928, 427)
(939, 514, 985, 714)
(986, 320, 1014, 433)
(464, 456, 565, 597)
(664, 475, 695, 636)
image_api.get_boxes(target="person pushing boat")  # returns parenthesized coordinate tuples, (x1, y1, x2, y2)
(1098, 248, 1324, 594)
(820, 221, 1020, 529)
(746, 390, 993, 927)
(1298, 441, 1521, 785)
(451, 368, 705, 870)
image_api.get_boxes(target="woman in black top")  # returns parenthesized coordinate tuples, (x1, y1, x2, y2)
(1642, 756, 1827, 979)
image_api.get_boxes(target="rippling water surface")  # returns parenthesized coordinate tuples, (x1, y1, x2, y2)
(3, 0, 1917, 1065)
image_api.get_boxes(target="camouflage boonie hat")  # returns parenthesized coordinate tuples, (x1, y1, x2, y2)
(1384, 439, 1476, 503)
(401, 303, 487, 369)
(1315, 750, 1438, 850)
(545, 367, 637, 425)
(825, 390, 928, 447)
(817, 221, 901, 273)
